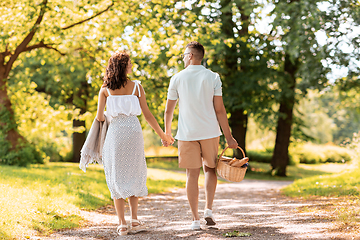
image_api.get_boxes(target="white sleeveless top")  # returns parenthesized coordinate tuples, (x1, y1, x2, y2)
(106, 80, 142, 118)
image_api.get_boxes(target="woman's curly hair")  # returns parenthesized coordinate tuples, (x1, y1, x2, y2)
(103, 51, 130, 90)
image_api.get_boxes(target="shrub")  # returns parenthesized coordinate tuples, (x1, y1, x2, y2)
(0, 140, 43, 167)
(247, 149, 298, 166)
(247, 150, 272, 163)
(290, 143, 352, 164)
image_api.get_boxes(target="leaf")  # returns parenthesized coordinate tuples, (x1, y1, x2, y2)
(223, 230, 252, 237)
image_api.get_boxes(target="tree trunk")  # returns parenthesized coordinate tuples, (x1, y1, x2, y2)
(229, 110, 248, 158)
(219, 0, 249, 157)
(72, 118, 86, 162)
(271, 54, 297, 176)
(71, 80, 88, 162)
(0, 66, 25, 151)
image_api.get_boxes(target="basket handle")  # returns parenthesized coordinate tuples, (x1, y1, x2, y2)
(217, 146, 246, 164)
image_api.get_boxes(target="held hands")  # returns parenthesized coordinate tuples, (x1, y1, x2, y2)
(161, 133, 175, 147)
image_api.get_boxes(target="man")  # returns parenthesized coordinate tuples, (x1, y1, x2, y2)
(163, 41, 238, 230)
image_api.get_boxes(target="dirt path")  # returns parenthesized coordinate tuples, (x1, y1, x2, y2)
(40, 179, 359, 240)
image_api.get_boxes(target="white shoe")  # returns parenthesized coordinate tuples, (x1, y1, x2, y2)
(190, 220, 201, 230)
(204, 209, 216, 226)
(130, 219, 147, 233)
(116, 224, 128, 236)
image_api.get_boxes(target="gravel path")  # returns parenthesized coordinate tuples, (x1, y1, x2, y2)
(41, 179, 359, 240)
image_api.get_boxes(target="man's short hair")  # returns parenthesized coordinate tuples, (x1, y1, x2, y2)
(186, 41, 205, 60)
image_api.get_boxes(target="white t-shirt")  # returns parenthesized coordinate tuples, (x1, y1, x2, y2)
(167, 65, 223, 141)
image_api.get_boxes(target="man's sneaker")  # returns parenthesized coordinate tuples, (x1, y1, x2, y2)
(190, 220, 201, 230)
(204, 209, 216, 226)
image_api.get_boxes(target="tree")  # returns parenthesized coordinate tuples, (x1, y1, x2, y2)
(0, 0, 136, 164)
(10, 49, 99, 162)
(132, 0, 277, 159)
(170, 0, 277, 158)
(269, 0, 360, 176)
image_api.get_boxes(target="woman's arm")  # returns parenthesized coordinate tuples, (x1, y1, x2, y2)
(96, 87, 107, 122)
(138, 84, 174, 144)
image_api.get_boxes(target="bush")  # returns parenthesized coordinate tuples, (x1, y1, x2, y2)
(247, 149, 298, 166)
(290, 143, 352, 164)
(247, 150, 272, 163)
(0, 140, 43, 167)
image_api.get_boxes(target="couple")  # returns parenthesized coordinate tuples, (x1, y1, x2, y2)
(95, 41, 238, 236)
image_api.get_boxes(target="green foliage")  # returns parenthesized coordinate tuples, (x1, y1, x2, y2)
(320, 86, 360, 144)
(247, 143, 352, 166)
(8, 77, 75, 162)
(290, 143, 352, 164)
(247, 150, 272, 164)
(245, 161, 349, 181)
(0, 142, 42, 167)
(0, 102, 42, 166)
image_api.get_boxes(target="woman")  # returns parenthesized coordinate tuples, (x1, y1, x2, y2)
(96, 51, 174, 236)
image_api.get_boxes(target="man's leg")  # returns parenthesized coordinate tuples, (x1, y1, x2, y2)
(200, 137, 219, 226)
(203, 164, 217, 210)
(186, 168, 201, 220)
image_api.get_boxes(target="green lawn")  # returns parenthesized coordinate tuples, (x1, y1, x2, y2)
(0, 162, 187, 239)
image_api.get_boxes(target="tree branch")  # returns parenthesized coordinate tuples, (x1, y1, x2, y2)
(5, 0, 48, 77)
(0, 50, 11, 57)
(24, 41, 66, 55)
(61, 1, 114, 30)
(75, 47, 104, 68)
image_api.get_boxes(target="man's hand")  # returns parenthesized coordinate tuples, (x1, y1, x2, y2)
(226, 136, 238, 149)
(162, 133, 174, 147)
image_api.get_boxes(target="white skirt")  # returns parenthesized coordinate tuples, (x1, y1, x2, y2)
(102, 114, 148, 199)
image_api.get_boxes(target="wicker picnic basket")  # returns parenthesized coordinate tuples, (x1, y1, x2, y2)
(216, 146, 248, 182)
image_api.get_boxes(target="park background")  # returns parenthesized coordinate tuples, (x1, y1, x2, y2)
(0, 0, 359, 239)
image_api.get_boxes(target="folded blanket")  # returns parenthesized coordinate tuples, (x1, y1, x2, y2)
(79, 112, 111, 172)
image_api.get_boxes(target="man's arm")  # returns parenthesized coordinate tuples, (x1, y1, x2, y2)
(163, 99, 177, 146)
(164, 99, 177, 134)
(213, 96, 238, 148)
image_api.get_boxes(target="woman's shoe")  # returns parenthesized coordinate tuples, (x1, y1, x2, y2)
(130, 219, 147, 233)
(117, 224, 128, 236)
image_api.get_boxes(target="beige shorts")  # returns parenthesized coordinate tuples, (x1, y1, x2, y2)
(178, 137, 220, 169)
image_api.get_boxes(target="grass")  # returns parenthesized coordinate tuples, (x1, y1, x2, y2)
(282, 165, 360, 197)
(245, 161, 354, 181)
(281, 157, 360, 232)
(0, 162, 188, 239)
(0, 163, 110, 239)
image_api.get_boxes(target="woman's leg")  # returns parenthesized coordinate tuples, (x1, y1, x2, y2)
(128, 196, 138, 220)
(114, 198, 127, 225)
(129, 196, 139, 226)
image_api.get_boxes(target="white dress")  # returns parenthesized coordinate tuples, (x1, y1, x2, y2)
(102, 80, 148, 199)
